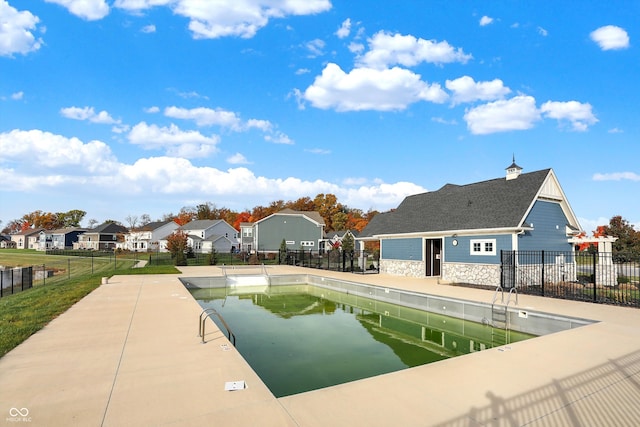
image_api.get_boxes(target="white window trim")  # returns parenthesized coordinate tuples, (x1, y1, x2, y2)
(301, 241, 315, 247)
(470, 238, 496, 256)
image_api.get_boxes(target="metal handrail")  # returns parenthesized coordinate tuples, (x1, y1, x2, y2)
(506, 287, 519, 306)
(492, 285, 504, 305)
(199, 308, 236, 346)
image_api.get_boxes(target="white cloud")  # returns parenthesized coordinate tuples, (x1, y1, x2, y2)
(540, 101, 598, 131)
(116, 0, 331, 39)
(295, 68, 310, 75)
(60, 106, 120, 124)
(593, 172, 640, 181)
(431, 117, 458, 125)
(0, 129, 118, 176)
(343, 181, 427, 210)
(608, 127, 623, 134)
(479, 16, 493, 26)
(45, 0, 110, 21)
(227, 153, 251, 164)
(264, 131, 293, 145)
(445, 75, 511, 105)
(305, 38, 325, 57)
(336, 18, 351, 39)
(127, 122, 220, 158)
(145, 106, 160, 113)
(464, 95, 540, 135)
(245, 119, 273, 132)
(0, 1, 43, 57)
(141, 24, 156, 33)
(578, 216, 611, 235)
(537, 26, 548, 37)
(165, 106, 243, 129)
(358, 31, 472, 69)
(348, 42, 364, 54)
(304, 63, 448, 112)
(0, 129, 425, 212)
(163, 106, 286, 142)
(590, 25, 629, 50)
(305, 148, 331, 155)
(11, 91, 24, 100)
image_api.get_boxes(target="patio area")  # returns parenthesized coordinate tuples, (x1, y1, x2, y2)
(1, 265, 640, 426)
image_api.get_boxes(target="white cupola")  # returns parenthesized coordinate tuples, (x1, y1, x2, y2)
(505, 155, 522, 180)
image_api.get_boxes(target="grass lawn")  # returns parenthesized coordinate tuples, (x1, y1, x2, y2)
(0, 256, 180, 358)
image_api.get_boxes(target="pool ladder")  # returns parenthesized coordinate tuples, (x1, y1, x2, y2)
(199, 308, 236, 346)
(490, 286, 518, 347)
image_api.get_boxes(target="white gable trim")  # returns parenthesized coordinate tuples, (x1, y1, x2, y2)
(518, 169, 582, 233)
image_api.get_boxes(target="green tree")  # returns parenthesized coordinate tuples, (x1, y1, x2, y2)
(602, 215, 640, 256)
(206, 245, 218, 265)
(341, 232, 355, 254)
(58, 209, 86, 228)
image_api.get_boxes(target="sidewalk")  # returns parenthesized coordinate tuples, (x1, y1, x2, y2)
(1, 266, 640, 426)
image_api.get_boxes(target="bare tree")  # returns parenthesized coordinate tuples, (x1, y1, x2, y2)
(140, 213, 152, 226)
(125, 214, 139, 230)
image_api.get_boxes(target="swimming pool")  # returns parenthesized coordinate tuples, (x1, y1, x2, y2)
(182, 275, 592, 397)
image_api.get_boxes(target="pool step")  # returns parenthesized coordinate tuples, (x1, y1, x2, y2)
(491, 304, 510, 347)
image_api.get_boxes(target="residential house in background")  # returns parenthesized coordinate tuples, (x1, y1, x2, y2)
(123, 221, 179, 252)
(10, 228, 44, 250)
(324, 229, 359, 251)
(37, 228, 87, 251)
(359, 162, 583, 287)
(175, 220, 239, 254)
(245, 209, 326, 253)
(0, 235, 15, 248)
(239, 222, 255, 253)
(74, 222, 128, 251)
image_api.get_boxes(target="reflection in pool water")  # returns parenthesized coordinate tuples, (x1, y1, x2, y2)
(189, 284, 535, 397)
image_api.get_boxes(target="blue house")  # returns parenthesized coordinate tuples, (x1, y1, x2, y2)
(359, 162, 583, 287)
(242, 209, 326, 253)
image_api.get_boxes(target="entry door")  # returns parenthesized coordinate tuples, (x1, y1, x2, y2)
(425, 239, 442, 276)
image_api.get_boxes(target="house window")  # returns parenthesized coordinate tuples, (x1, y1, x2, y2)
(301, 241, 314, 247)
(470, 239, 496, 256)
(243, 229, 252, 237)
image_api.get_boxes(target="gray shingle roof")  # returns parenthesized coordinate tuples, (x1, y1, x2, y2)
(360, 169, 551, 237)
(179, 220, 223, 230)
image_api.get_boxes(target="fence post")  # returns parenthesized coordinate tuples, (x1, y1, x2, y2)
(43, 264, 46, 286)
(592, 252, 597, 302)
(541, 250, 545, 297)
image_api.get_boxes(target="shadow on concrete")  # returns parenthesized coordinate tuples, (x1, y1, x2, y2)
(434, 350, 640, 426)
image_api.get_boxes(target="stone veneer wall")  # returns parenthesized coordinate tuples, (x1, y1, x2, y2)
(380, 259, 425, 278)
(442, 263, 501, 288)
(514, 263, 577, 288)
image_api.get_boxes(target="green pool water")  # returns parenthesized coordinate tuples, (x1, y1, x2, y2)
(189, 284, 535, 397)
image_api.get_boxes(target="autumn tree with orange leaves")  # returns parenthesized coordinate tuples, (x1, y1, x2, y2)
(576, 216, 640, 257)
(2, 194, 381, 236)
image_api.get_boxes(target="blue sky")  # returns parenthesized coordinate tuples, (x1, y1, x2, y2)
(1, 0, 638, 232)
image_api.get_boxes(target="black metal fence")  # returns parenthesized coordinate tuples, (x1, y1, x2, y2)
(145, 248, 380, 274)
(281, 249, 380, 274)
(501, 250, 640, 307)
(0, 255, 139, 299)
(0, 266, 33, 298)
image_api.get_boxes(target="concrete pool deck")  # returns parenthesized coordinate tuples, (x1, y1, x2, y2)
(1, 266, 640, 426)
